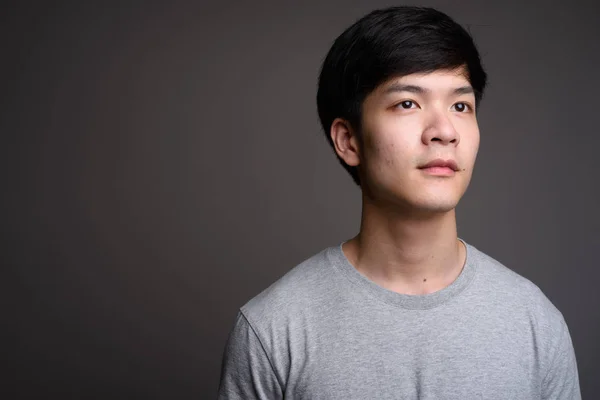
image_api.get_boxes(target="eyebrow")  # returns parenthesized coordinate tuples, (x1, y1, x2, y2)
(383, 83, 474, 96)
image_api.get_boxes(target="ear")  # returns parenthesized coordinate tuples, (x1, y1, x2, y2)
(330, 118, 361, 167)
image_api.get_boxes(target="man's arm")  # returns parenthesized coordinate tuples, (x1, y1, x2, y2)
(217, 311, 284, 400)
(542, 316, 581, 400)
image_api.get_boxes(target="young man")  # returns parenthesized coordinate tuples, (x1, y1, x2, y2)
(218, 6, 581, 399)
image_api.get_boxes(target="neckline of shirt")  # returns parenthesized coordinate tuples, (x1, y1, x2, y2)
(328, 237, 478, 310)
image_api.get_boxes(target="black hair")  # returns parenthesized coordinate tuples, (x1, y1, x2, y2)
(316, 6, 488, 186)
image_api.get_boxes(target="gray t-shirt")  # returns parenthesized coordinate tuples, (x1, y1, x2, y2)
(218, 239, 581, 399)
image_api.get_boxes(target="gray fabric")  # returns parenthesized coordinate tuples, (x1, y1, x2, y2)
(218, 239, 581, 399)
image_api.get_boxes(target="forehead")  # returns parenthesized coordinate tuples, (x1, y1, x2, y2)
(375, 68, 472, 96)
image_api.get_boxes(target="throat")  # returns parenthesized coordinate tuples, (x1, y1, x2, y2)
(344, 238, 466, 296)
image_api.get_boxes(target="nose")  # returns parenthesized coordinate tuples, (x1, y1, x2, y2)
(421, 109, 459, 146)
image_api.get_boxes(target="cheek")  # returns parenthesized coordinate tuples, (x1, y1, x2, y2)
(456, 120, 479, 154)
(467, 128, 480, 161)
(362, 117, 419, 170)
(369, 136, 413, 172)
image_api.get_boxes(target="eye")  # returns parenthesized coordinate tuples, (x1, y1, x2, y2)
(452, 102, 472, 113)
(395, 100, 418, 110)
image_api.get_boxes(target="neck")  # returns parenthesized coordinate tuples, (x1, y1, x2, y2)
(342, 195, 466, 295)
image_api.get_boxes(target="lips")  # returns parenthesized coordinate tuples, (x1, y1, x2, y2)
(419, 158, 459, 171)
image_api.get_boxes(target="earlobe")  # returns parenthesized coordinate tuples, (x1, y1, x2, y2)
(330, 118, 361, 167)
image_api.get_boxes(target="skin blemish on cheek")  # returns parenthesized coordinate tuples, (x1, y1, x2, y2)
(423, 278, 427, 282)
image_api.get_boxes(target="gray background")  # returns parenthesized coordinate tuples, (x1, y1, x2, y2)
(3, 0, 598, 398)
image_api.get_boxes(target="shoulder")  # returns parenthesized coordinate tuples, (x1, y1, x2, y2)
(467, 241, 566, 331)
(239, 245, 339, 328)
(468, 242, 579, 393)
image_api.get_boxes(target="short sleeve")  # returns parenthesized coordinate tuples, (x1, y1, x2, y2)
(542, 316, 581, 400)
(217, 311, 283, 400)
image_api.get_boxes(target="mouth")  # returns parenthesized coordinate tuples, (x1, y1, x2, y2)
(419, 166, 456, 176)
(418, 158, 459, 176)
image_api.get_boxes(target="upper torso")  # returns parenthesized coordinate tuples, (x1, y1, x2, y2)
(220, 239, 580, 399)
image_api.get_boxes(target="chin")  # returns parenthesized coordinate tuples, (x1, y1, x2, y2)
(405, 197, 459, 214)
(381, 196, 458, 216)
(370, 180, 464, 212)
(422, 203, 458, 214)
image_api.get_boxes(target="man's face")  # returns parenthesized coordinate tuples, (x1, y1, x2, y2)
(357, 68, 480, 215)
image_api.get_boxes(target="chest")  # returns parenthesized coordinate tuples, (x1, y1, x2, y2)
(283, 308, 541, 399)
